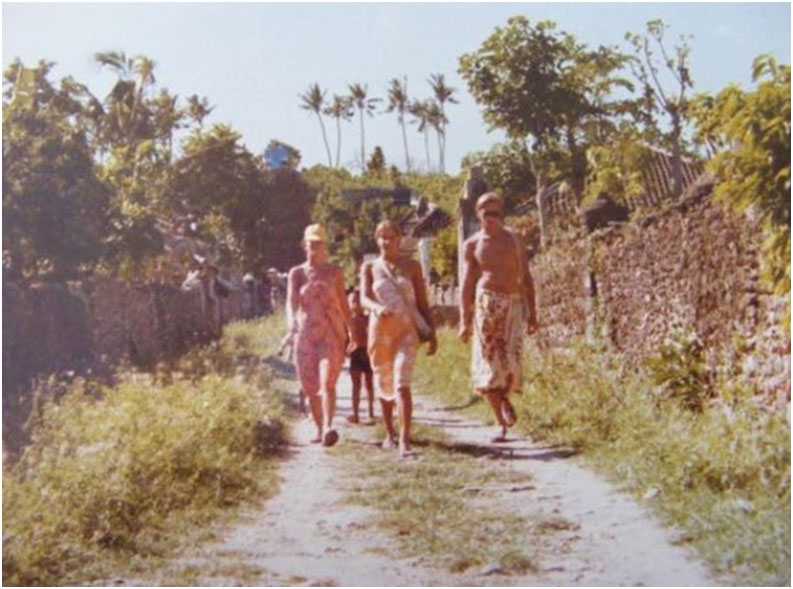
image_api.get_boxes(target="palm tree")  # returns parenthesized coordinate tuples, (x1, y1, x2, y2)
(324, 94, 353, 168)
(426, 100, 446, 173)
(386, 77, 411, 173)
(428, 73, 458, 173)
(348, 83, 380, 171)
(186, 94, 214, 131)
(94, 51, 156, 148)
(299, 83, 333, 167)
(409, 99, 433, 173)
(152, 88, 183, 161)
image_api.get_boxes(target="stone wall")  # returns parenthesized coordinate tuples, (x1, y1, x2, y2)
(3, 277, 250, 448)
(531, 191, 790, 399)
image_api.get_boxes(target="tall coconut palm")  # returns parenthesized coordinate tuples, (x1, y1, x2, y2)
(386, 76, 411, 172)
(428, 73, 458, 173)
(409, 99, 433, 173)
(94, 51, 156, 148)
(186, 94, 214, 131)
(324, 94, 353, 168)
(299, 83, 333, 167)
(348, 83, 380, 171)
(152, 88, 183, 161)
(426, 99, 447, 173)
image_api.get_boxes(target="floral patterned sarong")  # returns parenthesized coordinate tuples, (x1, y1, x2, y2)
(472, 286, 524, 395)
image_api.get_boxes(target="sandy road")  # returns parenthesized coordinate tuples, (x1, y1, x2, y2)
(147, 365, 714, 587)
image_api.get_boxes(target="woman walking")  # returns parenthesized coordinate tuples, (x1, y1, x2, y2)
(361, 220, 437, 457)
(283, 224, 352, 447)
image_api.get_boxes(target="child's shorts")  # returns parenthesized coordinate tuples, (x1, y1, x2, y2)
(349, 347, 373, 374)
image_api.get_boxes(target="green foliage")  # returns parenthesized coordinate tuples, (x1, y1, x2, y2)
(2, 319, 287, 586)
(366, 145, 386, 175)
(416, 331, 791, 585)
(461, 141, 535, 211)
(692, 55, 791, 297)
(459, 15, 634, 243)
(2, 61, 113, 280)
(645, 331, 713, 412)
(583, 124, 653, 207)
(430, 225, 458, 282)
(306, 167, 460, 283)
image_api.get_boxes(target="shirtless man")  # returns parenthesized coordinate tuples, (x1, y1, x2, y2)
(347, 288, 375, 424)
(458, 192, 539, 442)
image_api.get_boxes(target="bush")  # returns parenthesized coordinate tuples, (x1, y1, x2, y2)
(3, 319, 287, 586)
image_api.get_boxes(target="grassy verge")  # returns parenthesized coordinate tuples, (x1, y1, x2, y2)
(2, 316, 287, 586)
(333, 424, 538, 575)
(414, 329, 791, 586)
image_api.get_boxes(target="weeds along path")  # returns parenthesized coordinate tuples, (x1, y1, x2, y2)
(403, 392, 717, 586)
(148, 365, 714, 586)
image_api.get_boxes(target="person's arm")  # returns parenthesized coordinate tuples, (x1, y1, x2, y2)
(334, 267, 354, 337)
(410, 260, 438, 355)
(458, 237, 480, 343)
(286, 267, 301, 334)
(360, 262, 388, 316)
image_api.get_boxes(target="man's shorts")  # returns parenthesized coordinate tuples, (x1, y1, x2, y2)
(349, 347, 373, 374)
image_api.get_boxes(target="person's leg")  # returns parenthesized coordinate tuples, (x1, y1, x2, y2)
(482, 388, 508, 442)
(364, 371, 375, 419)
(349, 370, 362, 423)
(296, 341, 322, 441)
(380, 398, 397, 447)
(318, 358, 338, 446)
(309, 395, 323, 443)
(397, 386, 413, 457)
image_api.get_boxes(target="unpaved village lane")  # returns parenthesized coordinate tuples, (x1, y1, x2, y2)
(155, 369, 715, 586)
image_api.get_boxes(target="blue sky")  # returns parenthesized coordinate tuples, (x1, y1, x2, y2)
(3, 3, 790, 174)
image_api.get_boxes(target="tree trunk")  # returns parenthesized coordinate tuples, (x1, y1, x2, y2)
(401, 117, 411, 173)
(566, 126, 585, 203)
(436, 129, 443, 174)
(335, 116, 342, 169)
(424, 129, 432, 173)
(671, 113, 683, 198)
(316, 111, 333, 167)
(439, 106, 446, 173)
(359, 108, 366, 171)
(530, 155, 548, 250)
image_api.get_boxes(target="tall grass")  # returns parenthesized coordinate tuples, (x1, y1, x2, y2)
(415, 329, 791, 586)
(3, 317, 287, 586)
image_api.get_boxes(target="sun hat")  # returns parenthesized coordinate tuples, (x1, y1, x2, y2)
(303, 223, 327, 242)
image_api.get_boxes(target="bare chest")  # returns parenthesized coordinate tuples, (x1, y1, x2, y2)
(474, 237, 518, 273)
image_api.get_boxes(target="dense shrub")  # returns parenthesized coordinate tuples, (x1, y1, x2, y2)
(2, 320, 287, 586)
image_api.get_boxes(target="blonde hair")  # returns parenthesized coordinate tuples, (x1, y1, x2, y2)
(374, 220, 402, 239)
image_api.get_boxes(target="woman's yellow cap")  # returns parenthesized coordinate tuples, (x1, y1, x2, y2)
(303, 223, 327, 242)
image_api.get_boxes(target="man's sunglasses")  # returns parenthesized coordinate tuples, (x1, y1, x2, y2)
(482, 210, 502, 218)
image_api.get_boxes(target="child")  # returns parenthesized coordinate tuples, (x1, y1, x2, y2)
(347, 288, 375, 424)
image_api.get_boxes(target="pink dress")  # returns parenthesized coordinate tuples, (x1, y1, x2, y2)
(295, 273, 345, 398)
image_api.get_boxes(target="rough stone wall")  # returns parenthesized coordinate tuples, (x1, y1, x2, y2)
(532, 192, 790, 399)
(3, 278, 248, 445)
(531, 238, 592, 350)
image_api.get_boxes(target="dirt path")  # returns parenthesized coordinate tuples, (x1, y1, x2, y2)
(150, 368, 715, 586)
